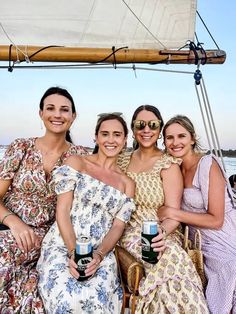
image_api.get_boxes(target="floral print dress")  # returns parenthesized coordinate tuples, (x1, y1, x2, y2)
(0, 138, 86, 314)
(118, 152, 209, 314)
(37, 165, 135, 314)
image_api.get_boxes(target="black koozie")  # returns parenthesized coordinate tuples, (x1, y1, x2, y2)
(141, 232, 158, 264)
(74, 249, 93, 281)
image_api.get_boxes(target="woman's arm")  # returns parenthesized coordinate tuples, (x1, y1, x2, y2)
(159, 160, 225, 229)
(0, 179, 40, 253)
(85, 218, 126, 277)
(151, 163, 183, 255)
(70, 218, 126, 279)
(56, 191, 76, 253)
(159, 163, 183, 234)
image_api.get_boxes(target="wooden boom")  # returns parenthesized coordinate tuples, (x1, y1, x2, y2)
(0, 45, 226, 64)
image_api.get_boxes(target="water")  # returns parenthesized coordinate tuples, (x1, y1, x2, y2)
(0, 147, 236, 177)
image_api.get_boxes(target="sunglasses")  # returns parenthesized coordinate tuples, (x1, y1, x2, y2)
(133, 119, 161, 130)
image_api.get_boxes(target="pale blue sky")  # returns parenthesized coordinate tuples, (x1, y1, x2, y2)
(1, 1, 235, 149)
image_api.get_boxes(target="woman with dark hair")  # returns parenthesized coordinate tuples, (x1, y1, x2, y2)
(37, 113, 135, 313)
(117, 106, 208, 313)
(0, 86, 86, 313)
(229, 174, 236, 203)
(161, 114, 236, 313)
(229, 174, 236, 189)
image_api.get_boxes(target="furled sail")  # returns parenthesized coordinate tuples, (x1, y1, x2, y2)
(0, 0, 226, 64)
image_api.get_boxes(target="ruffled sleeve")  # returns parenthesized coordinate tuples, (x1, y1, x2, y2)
(115, 197, 136, 223)
(53, 165, 79, 195)
(153, 153, 182, 173)
(0, 138, 28, 180)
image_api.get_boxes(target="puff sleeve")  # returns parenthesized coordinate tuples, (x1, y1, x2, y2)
(53, 165, 78, 195)
(115, 197, 136, 223)
(0, 138, 28, 180)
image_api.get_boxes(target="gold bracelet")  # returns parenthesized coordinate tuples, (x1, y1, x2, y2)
(67, 248, 75, 259)
(94, 249, 105, 262)
(1, 211, 15, 225)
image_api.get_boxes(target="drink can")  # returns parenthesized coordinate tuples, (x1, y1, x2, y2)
(74, 235, 93, 281)
(141, 220, 158, 264)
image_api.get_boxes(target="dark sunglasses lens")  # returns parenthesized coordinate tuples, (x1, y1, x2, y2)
(148, 120, 160, 130)
(134, 120, 146, 130)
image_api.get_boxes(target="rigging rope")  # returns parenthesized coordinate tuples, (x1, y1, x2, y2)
(0, 58, 226, 169)
(196, 11, 220, 50)
(121, 0, 166, 49)
(194, 72, 225, 170)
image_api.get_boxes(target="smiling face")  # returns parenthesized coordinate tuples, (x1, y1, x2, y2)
(95, 119, 127, 157)
(164, 122, 195, 158)
(133, 110, 161, 149)
(39, 94, 76, 135)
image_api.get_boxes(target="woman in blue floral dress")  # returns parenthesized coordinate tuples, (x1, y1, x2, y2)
(37, 113, 136, 314)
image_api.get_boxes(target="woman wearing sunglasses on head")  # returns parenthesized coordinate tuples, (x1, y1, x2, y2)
(37, 113, 135, 314)
(117, 105, 208, 313)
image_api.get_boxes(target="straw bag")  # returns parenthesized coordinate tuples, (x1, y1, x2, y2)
(115, 245, 145, 314)
(183, 226, 207, 288)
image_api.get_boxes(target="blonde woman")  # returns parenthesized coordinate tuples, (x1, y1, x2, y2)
(161, 115, 236, 314)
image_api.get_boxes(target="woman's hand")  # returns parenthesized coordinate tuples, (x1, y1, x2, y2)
(85, 252, 102, 277)
(151, 229, 166, 257)
(68, 258, 80, 279)
(9, 218, 40, 254)
(68, 252, 102, 280)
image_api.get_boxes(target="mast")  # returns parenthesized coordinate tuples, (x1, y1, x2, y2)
(0, 45, 226, 64)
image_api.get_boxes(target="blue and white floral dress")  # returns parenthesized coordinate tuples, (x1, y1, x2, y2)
(37, 165, 135, 314)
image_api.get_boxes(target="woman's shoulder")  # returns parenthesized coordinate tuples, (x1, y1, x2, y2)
(162, 152, 182, 165)
(67, 144, 88, 155)
(64, 154, 84, 170)
(4, 137, 35, 155)
(197, 154, 223, 173)
(9, 137, 34, 147)
(153, 152, 182, 171)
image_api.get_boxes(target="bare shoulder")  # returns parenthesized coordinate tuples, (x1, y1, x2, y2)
(210, 158, 225, 181)
(162, 162, 181, 176)
(64, 155, 85, 171)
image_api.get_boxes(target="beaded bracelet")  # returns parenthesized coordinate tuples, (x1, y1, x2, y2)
(1, 211, 15, 225)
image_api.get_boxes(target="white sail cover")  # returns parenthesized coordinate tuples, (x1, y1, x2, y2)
(0, 0, 196, 50)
